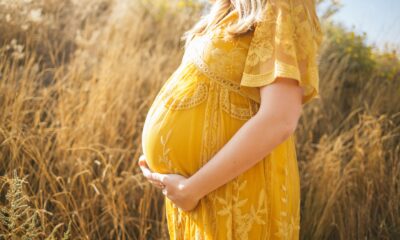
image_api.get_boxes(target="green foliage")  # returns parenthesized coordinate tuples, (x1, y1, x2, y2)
(316, 0, 343, 20)
(316, 20, 400, 118)
(373, 50, 400, 80)
(324, 22, 377, 73)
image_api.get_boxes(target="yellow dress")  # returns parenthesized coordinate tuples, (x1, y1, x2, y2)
(141, 0, 323, 239)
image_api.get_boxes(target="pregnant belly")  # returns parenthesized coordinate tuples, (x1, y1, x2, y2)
(141, 63, 256, 177)
(142, 104, 207, 177)
(141, 79, 208, 177)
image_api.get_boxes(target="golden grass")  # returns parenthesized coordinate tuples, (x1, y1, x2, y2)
(0, 0, 399, 239)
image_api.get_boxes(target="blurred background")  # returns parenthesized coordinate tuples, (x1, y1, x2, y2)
(0, 0, 399, 239)
(326, 0, 400, 53)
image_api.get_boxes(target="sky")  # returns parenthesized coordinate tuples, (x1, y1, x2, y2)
(197, 0, 400, 53)
(323, 0, 400, 52)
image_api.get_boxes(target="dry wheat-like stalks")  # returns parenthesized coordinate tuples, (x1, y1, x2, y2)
(0, 0, 399, 239)
(0, 170, 72, 240)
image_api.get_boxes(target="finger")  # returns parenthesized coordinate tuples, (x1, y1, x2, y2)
(149, 181, 163, 189)
(149, 179, 164, 187)
(146, 175, 164, 185)
(162, 188, 168, 196)
(138, 160, 147, 167)
(148, 172, 167, 184)
(140, 165, 152, 178)
(140, 168, 165, 186)
(138, 157, 150, 173)
(137, 156, 165, 185)
(138, 163, 154, 179)
(140, 167, 164, 185)
(143, 174, 163, 187)
(137, 156, 161, 182)
(138, 155, 147, 166)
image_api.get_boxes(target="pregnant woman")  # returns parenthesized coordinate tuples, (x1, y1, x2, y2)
(139, 0, 323, 239)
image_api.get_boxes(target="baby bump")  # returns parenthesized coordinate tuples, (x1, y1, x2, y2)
(141, 79, 208, 177)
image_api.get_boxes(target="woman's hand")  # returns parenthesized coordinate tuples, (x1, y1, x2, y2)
(137, 154, 201, 212)
(138, 154, 165, 189)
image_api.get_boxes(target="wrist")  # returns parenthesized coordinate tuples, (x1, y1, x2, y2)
(184, 176, 206, 201)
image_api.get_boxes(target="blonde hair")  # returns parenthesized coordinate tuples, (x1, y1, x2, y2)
(182, 0, 266, 49)
(182, 0, 322, 49)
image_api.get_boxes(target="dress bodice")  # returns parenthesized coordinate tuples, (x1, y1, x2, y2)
(180, 11, 260, 102)
(180, 0, 323, 105)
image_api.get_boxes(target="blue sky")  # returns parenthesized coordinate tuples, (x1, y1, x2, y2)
(198, 0, 400, 52)
(324, 0, 400, 52)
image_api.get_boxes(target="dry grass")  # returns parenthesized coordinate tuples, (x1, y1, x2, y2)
(0, 0, 399, 239)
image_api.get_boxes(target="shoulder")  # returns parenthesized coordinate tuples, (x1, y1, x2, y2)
(253, 0, 323, 46)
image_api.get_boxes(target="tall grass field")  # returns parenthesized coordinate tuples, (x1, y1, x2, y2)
(0, 0, 399, 239)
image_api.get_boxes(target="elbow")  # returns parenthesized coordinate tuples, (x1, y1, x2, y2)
(281, 120, 298, 140)
(280, 111, 301, 139)
(255, 112, 299, 141)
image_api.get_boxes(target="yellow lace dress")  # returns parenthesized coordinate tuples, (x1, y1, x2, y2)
(141, 0, 323, 239)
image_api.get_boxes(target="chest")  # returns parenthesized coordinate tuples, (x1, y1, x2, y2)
(182, 29, 254, 83)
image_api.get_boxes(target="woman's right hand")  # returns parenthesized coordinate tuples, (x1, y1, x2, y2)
(138, 154, 165, 189)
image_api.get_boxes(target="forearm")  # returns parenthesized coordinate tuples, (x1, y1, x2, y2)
(186, 112, 294, 200)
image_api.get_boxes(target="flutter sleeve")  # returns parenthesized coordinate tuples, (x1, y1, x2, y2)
(240, 0, 324, 105)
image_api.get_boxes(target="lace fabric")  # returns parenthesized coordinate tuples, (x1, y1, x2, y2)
(240, 0, 324, 105)
(141, 1, 322, 238)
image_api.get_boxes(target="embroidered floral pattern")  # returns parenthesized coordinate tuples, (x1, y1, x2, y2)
(160, 81, 208, 110)
(220, 88, 259, 121)
(199, 81, 221, 239)
(216, 179, 268, 240)
(209, 45, 247, 80)
(292, 3, 316, 61)
(192, 54, 241, 93)
(159, 129, 180, 173)
(245, 2, 276, 67)
(274, 166, 301, 239)
(241, 0, 323, 105)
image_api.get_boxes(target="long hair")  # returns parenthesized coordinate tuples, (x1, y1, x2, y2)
(182, 0, 322, 49)
(182, 0, 266, 49)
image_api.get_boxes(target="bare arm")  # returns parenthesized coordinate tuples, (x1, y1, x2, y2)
(185, 77, 304, 200)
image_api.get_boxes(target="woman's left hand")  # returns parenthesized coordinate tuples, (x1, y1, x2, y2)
(138, 155, 201, 212)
